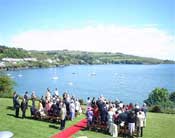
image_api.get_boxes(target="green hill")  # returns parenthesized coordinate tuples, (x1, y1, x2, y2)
(0, 45, 174, 69)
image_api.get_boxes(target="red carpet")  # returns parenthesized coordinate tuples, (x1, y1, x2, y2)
(51, 118, 87, 138)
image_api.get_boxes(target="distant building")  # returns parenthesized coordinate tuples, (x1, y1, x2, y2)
(23, 58, 37, 62)
(2, 58, 37, 62)
(46, 59, 53, 63)
(0, 62, 5, 67)
(2, 58, 23, 62)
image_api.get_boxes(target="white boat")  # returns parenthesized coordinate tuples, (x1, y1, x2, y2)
(18, 74, 23, 77)
(68, 82, 73, 86)
(91, 72, 96, 76)
(52, 76, 59, 80)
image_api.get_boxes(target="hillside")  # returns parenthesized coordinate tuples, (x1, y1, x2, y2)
(0, 45, 174, 69)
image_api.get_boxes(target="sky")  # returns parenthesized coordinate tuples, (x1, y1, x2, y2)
(0, 0, 174, 60)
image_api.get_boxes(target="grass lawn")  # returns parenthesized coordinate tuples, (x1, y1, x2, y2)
(73, 112, 175, 138)
(0, 98, 84, 138)
(0, 98, 175, 138)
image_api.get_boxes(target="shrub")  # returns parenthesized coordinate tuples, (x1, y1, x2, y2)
(144, 88, 170, 107)
(169, 92, 175, 103)
(0, 72, 15, 98)
(163, 108, 175, 114)
(79, 99, 85, 105)
(150, 105, 162, 113)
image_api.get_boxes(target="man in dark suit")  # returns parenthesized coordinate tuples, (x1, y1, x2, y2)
(14, 95, 20, 117)
(21, 98, 27, 118)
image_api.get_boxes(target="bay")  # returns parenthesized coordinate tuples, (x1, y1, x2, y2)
(6, 64, 175, 104)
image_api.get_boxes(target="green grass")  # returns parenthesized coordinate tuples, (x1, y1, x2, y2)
(0, 98, 175, 138)
(0, 98, 84, 138)
(72, 112, 175, 138)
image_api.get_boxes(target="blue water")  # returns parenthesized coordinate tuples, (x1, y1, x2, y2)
(6, 64, 175, 104)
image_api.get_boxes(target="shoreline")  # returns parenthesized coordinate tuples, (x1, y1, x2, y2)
(1, 62, 174, 71)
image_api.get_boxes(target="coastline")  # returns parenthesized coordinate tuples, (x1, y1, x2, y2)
(1, 62, 175, 71)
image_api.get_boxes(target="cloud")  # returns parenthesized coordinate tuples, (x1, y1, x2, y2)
(9, 25, 175, 60)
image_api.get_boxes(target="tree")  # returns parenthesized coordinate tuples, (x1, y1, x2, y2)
(0, 72, 15, 97)
(144, 88, 170, 108)
(169, 92, 175, 103)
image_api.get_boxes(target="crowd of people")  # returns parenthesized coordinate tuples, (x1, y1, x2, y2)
(12, 88, 82, 130)
(13, 90, 147, 137)
(85, 96, 147, 138)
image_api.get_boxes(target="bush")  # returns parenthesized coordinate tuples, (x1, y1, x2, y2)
(0, 72, 15, 98)
(169, 92, 175, 103)
(163, 108, 175, 114)
(144, 88, 170, 107)
(150, 105, 162, 113)
(79, 99, 85, 105)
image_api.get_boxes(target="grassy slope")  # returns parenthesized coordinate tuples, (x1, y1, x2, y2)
(0, 98, 175, 138)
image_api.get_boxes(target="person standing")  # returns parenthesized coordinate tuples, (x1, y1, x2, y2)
(54, 88, 59, 97)
(75, 99, 81, 116)
(14, 95, 20, 118)
(21, 98, 27, 118)
(24, 91, 29, 108)
(31, 91, 36, 107)
(86, 107, 93, 130)
(69, 100, 75, 120)
(142, 103, 147, 127)
(137, 110, 145, 137)
(60, 102, 67, 130)
(107, 106, 114, 128)
(87, 97, 91, 110)
(128, 111, 136, 137)
(13, 91, 17, 109)
(45, 88, 51, 102)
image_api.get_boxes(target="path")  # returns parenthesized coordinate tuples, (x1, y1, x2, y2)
(51, 118, 87, 138)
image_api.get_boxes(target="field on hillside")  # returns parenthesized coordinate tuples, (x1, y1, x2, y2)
(0, 98, 175, 138)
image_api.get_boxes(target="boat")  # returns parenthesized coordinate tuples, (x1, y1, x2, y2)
(90, 72, 96, 76)
(68, 82, 73, 86)
(52, 76, 59, 80)
(18, 74, 23, 77)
